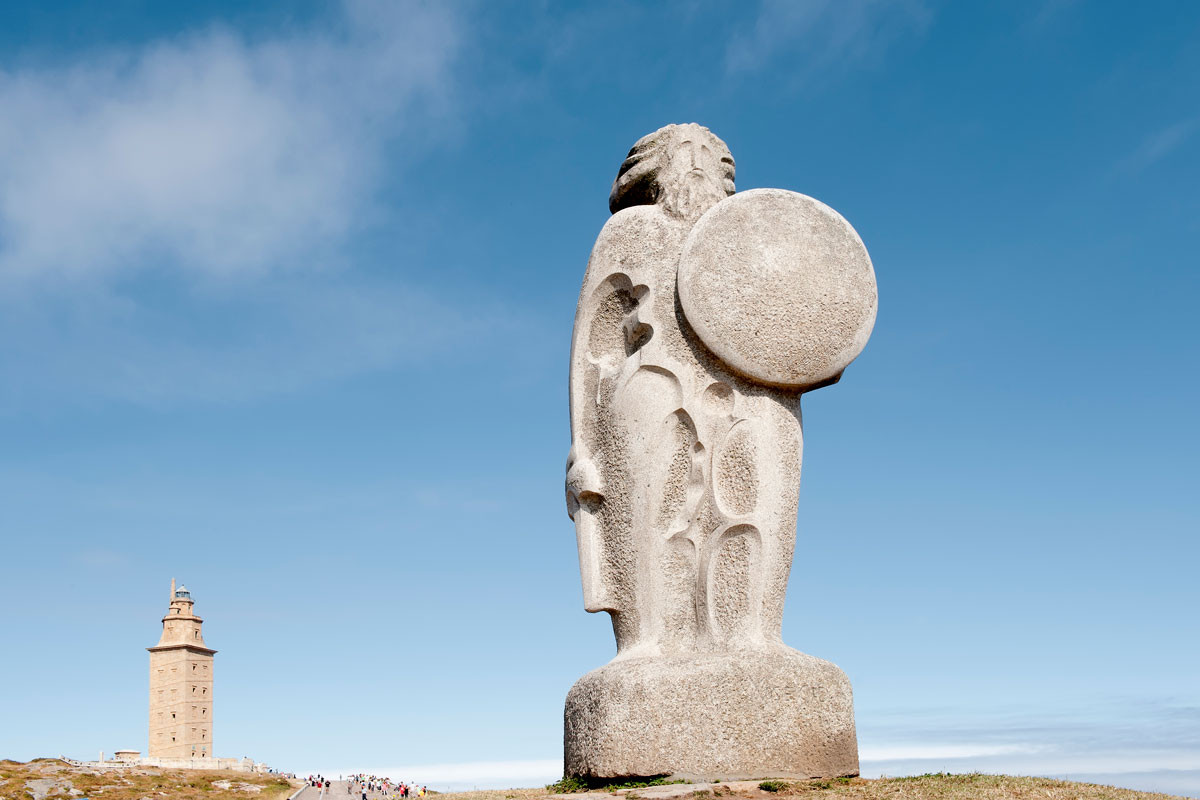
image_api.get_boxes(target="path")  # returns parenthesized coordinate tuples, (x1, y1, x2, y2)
(299, 782, 398, 800)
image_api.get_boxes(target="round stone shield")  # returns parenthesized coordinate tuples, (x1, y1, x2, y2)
(677, 188, 877, 389)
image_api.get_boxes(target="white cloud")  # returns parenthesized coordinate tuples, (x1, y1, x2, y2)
(1062, 770, 1200, 799)
(0, 0, 459, 282)
(859, 700, 1200, 796)
(861, 748, 1200, 777)
(0, 276, 522, 408)
(304, 705, 1200, 795)
(725, 0, 930, 77)
(860, 743, 1040, 761)
(308, 750, 1200, 796)
(0, 1, 492, 408)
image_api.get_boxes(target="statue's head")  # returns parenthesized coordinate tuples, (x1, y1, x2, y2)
(609, 123, 736, 222)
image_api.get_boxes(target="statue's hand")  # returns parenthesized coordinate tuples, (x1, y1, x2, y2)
(565, 446, 604, 520)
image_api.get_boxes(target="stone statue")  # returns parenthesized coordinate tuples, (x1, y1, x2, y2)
(564, 123, 877, 781)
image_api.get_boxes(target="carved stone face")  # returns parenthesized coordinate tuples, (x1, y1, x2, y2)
(609, 123, 735, 221)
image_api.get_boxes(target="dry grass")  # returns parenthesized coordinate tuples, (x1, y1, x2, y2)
(439, 774, 1187, 800)
(0, 759, 296, 800)
(433, 791, 549, 800)
(729, 773, 1185, 800)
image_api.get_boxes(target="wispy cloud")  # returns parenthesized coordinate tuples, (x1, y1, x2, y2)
(0, 0, 458, 283)
(725, 0, 930, 77)
(860, 743, 1041, 761)
(1117, 119, 1200, 176)
(1023, 0, 1082, 35)
(1064, 770, 1200, 799)
(313, 743, 1200, 796)
(300, 702, 1200, 794)
(0, 1, 494, 409)
(860, 699, 1200, 796)
(0, 276, 522, 408)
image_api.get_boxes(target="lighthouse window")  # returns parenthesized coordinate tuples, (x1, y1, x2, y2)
(201, 708, 206, 716)
(194, 631, 199, 639)
(202, 687, 207, 695)
(192, 664, 197, 672)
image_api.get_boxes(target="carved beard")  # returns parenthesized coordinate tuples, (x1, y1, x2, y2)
(658, 170, 730, 224)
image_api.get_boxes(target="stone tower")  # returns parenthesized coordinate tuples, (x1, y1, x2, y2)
(148, 579, 215, 759)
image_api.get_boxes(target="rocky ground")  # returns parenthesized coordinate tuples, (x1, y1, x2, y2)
(5, 763, 1190, 800)
(0, 759, 296, 800)
(443, 774, 1188, 800)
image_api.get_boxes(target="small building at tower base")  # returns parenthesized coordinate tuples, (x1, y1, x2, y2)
(61, 754, 273, 774)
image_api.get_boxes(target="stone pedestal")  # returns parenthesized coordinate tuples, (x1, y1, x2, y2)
(564, 647, 859, 781)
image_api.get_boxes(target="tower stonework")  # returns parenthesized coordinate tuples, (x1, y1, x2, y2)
(148, 579, 215, 759)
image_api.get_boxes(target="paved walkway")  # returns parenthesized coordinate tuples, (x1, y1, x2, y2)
(294, 782, 357, 800)
(291, 784, 326, 800)
(300, 782, 398, 800)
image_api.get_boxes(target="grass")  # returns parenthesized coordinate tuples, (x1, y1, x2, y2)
(530, 773, 1190, 800)
(742, 773, 1185, 799)
(547, 777, 689, 794)
(547, 777, 590, 794)
(0, 759, 296, 800)
(6, 763, 1181, 800)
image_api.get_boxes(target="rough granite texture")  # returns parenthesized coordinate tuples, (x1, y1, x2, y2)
(678, 189, 877, 389)
(565, 123, 876, 780)
(565, 649, 858, 781)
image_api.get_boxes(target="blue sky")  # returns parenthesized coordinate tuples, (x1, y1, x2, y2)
(0, 0, 1197, 796)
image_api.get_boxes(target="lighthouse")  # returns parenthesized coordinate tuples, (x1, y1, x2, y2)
(147, 579, 215, 759)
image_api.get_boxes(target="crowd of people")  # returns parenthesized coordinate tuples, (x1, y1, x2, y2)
(298, 773, 428, 798)
(348, 774, 428, 799)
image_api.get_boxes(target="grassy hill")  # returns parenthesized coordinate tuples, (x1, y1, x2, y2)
(0, 759, 296, 800)
(445, 773, 1189, 800)
(3, 762, 1191, 800)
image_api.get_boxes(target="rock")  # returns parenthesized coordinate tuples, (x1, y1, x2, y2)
(26, 778, 68, 800)
(566, 648, 858, 781)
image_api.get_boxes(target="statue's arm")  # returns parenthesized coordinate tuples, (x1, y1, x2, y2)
(566, 211, 646, 517)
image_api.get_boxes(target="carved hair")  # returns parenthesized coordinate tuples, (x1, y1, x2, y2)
(608, 123, 736, 220)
